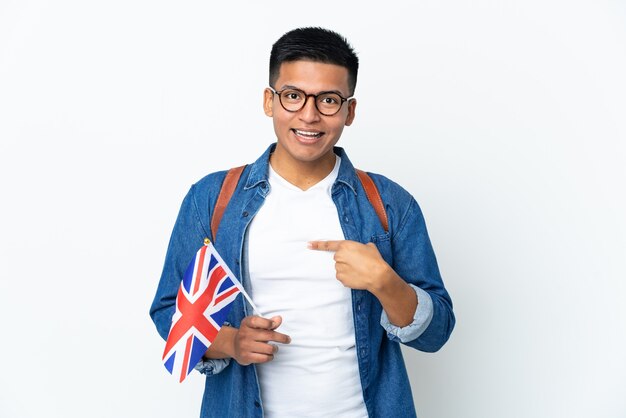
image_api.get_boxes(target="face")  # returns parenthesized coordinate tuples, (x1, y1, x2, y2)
(263, 60, 356, 171)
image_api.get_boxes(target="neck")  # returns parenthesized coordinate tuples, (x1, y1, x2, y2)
(269, 147, 337, 191)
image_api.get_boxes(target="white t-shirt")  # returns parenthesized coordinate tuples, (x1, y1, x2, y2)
(247, 156, 368, 417)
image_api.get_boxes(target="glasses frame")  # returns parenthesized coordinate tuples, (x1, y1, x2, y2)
(269, 87, 353, 116)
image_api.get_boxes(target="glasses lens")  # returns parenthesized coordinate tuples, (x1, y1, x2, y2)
(316, 93, 342, 115)
(279, 89, 305, 111)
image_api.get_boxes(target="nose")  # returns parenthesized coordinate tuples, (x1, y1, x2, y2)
(298, 95, 321, 123)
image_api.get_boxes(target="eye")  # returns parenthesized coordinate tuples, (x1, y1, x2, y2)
(282, 90, 303, 102)
(319, 94, 340, 105)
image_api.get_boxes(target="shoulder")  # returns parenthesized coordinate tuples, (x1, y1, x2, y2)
(178, 169, 231, 217)
(193, 169, 230, 192)
(361, 171, 426, 236)
(363, 171, 417, 208)
(188, 165, 252, 211)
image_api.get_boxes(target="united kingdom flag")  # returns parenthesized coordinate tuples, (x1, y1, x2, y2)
(162, 241, 242, 382)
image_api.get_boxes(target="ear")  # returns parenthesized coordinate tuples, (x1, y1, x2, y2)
(344, 98, 357, 126)
(263, 88, 274, 117)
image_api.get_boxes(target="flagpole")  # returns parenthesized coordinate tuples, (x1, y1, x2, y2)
(238, 286, 262, 317)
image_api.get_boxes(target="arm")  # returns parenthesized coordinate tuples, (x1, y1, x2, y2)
(149, 186, 291, 374)
(308, 199, 454, 352)
(307, 240, 418, 326)
(150, 185, 207, 341)
(386, 197, 455, 352)
(149, 185, 232, 376)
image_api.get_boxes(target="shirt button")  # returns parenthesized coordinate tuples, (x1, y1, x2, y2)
(242, 211, 249, 217)
(254, 401, 261, 408)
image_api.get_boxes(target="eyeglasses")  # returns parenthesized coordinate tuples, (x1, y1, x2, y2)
(269, 87, 353, 116)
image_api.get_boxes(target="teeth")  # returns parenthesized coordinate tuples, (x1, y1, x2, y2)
(295, 129, 322, 138)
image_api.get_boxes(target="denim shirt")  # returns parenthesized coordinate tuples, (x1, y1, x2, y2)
(150, 144, 455, 418)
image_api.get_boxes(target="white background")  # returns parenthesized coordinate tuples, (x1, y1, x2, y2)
(1, 1, 625, 417)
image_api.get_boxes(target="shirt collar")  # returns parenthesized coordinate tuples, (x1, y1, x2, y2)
(244, 143, 359, 195)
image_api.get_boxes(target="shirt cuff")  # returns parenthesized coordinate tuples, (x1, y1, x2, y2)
(194, 357, 231, 376)
(380, 284, 434, 343)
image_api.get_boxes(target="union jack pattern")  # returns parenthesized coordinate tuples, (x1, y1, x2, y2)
(162, 242, 241, 382)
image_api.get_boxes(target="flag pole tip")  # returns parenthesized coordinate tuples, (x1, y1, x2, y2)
(204, 238, 211, 245)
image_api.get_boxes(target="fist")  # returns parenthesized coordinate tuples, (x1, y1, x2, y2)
(233, 315, 291, 366)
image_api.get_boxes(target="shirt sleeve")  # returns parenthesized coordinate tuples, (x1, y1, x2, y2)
(380, 284, 434, 343)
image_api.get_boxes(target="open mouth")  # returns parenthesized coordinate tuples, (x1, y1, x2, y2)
(292, 129, 324, 140)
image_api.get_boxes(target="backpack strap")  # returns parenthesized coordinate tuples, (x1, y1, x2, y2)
(210, 165, 389, 241)
(355, 169, 389, 233)
(211, 165, 246, 242)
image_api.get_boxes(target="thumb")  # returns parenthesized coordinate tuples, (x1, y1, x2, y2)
(269, 316, 283, 329)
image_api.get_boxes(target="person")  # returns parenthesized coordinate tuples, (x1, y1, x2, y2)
(150, 27, 455, 418)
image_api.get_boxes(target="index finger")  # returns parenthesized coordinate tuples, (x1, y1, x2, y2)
(307, 240, 344, 252)
(267, 330, 291, 345)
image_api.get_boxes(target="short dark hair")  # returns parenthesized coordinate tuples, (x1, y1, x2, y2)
(269, 27, 359, 95)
